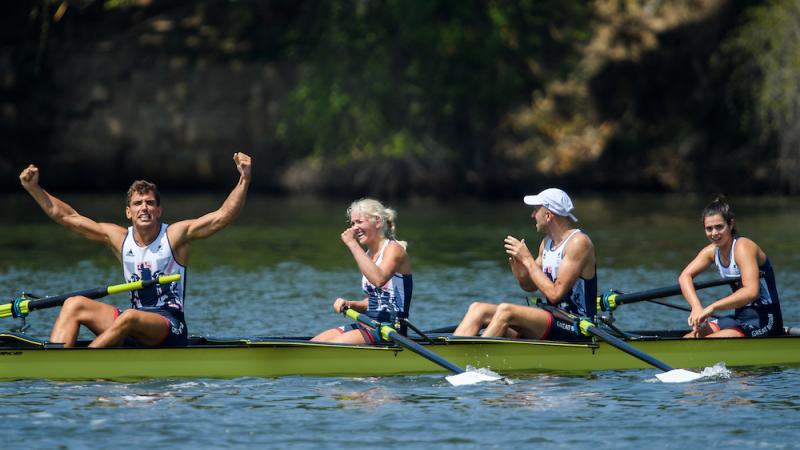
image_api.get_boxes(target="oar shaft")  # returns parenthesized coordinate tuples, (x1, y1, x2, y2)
(0, 274, 181, 318)
(586, 324, 674, 372)
(645, 298, 720, 319)
(539, 303, 676, 372)
(613, 277, 740, 305)
(344, 308, 465, 375)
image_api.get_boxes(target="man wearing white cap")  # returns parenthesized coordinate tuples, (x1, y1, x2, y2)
(454, 188, 597, 340)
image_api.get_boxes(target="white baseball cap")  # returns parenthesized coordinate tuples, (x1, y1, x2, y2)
(523, 188, 578, 222)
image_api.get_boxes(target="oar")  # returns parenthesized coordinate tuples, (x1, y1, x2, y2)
(538, 304, 704, 383)
(341, 307, 501, 386)
(600, 277, 746, 312)
(645, 298, 720, 319)
(0, 274, 182, 319)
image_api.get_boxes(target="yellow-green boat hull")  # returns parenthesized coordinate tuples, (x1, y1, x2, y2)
(1, 333, 798, 380)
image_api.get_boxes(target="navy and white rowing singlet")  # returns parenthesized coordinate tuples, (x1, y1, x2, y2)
(121, 223, 187, 318)
(714, 237, 782, 336)
(541, 229, 597, 318)
(362, 240, 413, 327)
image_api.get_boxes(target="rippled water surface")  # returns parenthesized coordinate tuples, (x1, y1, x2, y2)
(0, 194, 798, 449)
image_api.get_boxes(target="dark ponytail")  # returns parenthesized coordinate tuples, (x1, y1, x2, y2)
(702, 194, 737, 236)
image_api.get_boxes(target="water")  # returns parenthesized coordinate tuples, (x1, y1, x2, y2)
(0, 194, 799, 449)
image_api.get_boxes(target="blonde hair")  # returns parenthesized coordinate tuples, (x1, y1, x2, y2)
(347, 198, 407, 249)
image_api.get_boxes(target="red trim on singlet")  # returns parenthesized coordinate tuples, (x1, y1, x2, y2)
(709, 321, 720, 333)
(335, 324, 377, 344)
(156, 316, 170, 346)
(540, 311, 554, 340)
(360, 327, 377, 344)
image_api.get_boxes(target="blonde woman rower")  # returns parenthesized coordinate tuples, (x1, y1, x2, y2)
(312, 199, 413, 344)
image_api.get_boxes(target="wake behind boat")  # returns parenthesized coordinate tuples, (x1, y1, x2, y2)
(1, 328, 798, 381)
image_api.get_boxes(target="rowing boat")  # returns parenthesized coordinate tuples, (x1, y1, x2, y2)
(1, 329, 798, 381)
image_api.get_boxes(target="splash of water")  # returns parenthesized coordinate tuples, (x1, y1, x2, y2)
(445, 366, 503, 386)
(699, 362, 732, 379)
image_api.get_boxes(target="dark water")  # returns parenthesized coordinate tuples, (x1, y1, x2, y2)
(0, 194, 799, 449)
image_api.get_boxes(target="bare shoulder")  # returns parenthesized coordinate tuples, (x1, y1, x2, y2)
(568, 231, 595, 254)
(386, 240, 409, 259)
(165, 219, 192, 245)
(734, 237, 762, 259)
(735, 236, 759, 251)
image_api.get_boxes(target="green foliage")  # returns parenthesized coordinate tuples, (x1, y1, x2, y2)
(274, 0, 593, 169)
(720, 0, 800, 191)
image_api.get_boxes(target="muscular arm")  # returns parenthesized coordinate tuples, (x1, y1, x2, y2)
(706, 239, 762, 311)
(679, 245, 715, 313)
(19, 164, 126, 255)
(343, 230, 408, 287)
(514, 234, 593, 304)
(168, 153, 251, 253)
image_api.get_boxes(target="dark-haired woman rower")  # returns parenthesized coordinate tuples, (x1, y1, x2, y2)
(679, 195, 783, 338)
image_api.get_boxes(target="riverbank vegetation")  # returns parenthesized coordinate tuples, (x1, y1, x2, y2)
(1, 0, 797, 197)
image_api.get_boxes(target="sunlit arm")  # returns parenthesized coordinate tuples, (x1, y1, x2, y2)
(705, 239, 762, 312)
(20, 167, 121, 247)
(172, 153, 252, 245)
(347, 241, 404, 287)
(524, 236, 591, 305)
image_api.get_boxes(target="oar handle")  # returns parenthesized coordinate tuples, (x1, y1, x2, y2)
(601, 276, 748, 311)
(0, 274, 181, 319)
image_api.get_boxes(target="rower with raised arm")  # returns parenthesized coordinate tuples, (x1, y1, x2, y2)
(18, 152, 252, 348)
(679, 195, 783, 338)
(454, 188, 597, 339)
(311, 198, 413, 344)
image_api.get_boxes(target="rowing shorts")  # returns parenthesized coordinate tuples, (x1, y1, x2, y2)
(115, 308, 188, 347)
(711, 308, 778, 338)
(336, 323, 379, 344)
(541, 311, 580, 341)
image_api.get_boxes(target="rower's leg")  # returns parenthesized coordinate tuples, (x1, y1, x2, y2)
(311, 328, 343, 342)
(89, 309, 169, 348)
(49, 296, 117, 348)
(325, 329, 370, 344)
(683, 322, 716, 338)
(705, 328, 745, 338)
(453, 302, 498, 336)
(482, 303, 551, 339)
(311, 327, 370, 344)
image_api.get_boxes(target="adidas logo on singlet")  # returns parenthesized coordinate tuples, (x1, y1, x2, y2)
(126, 249, 134, 256)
